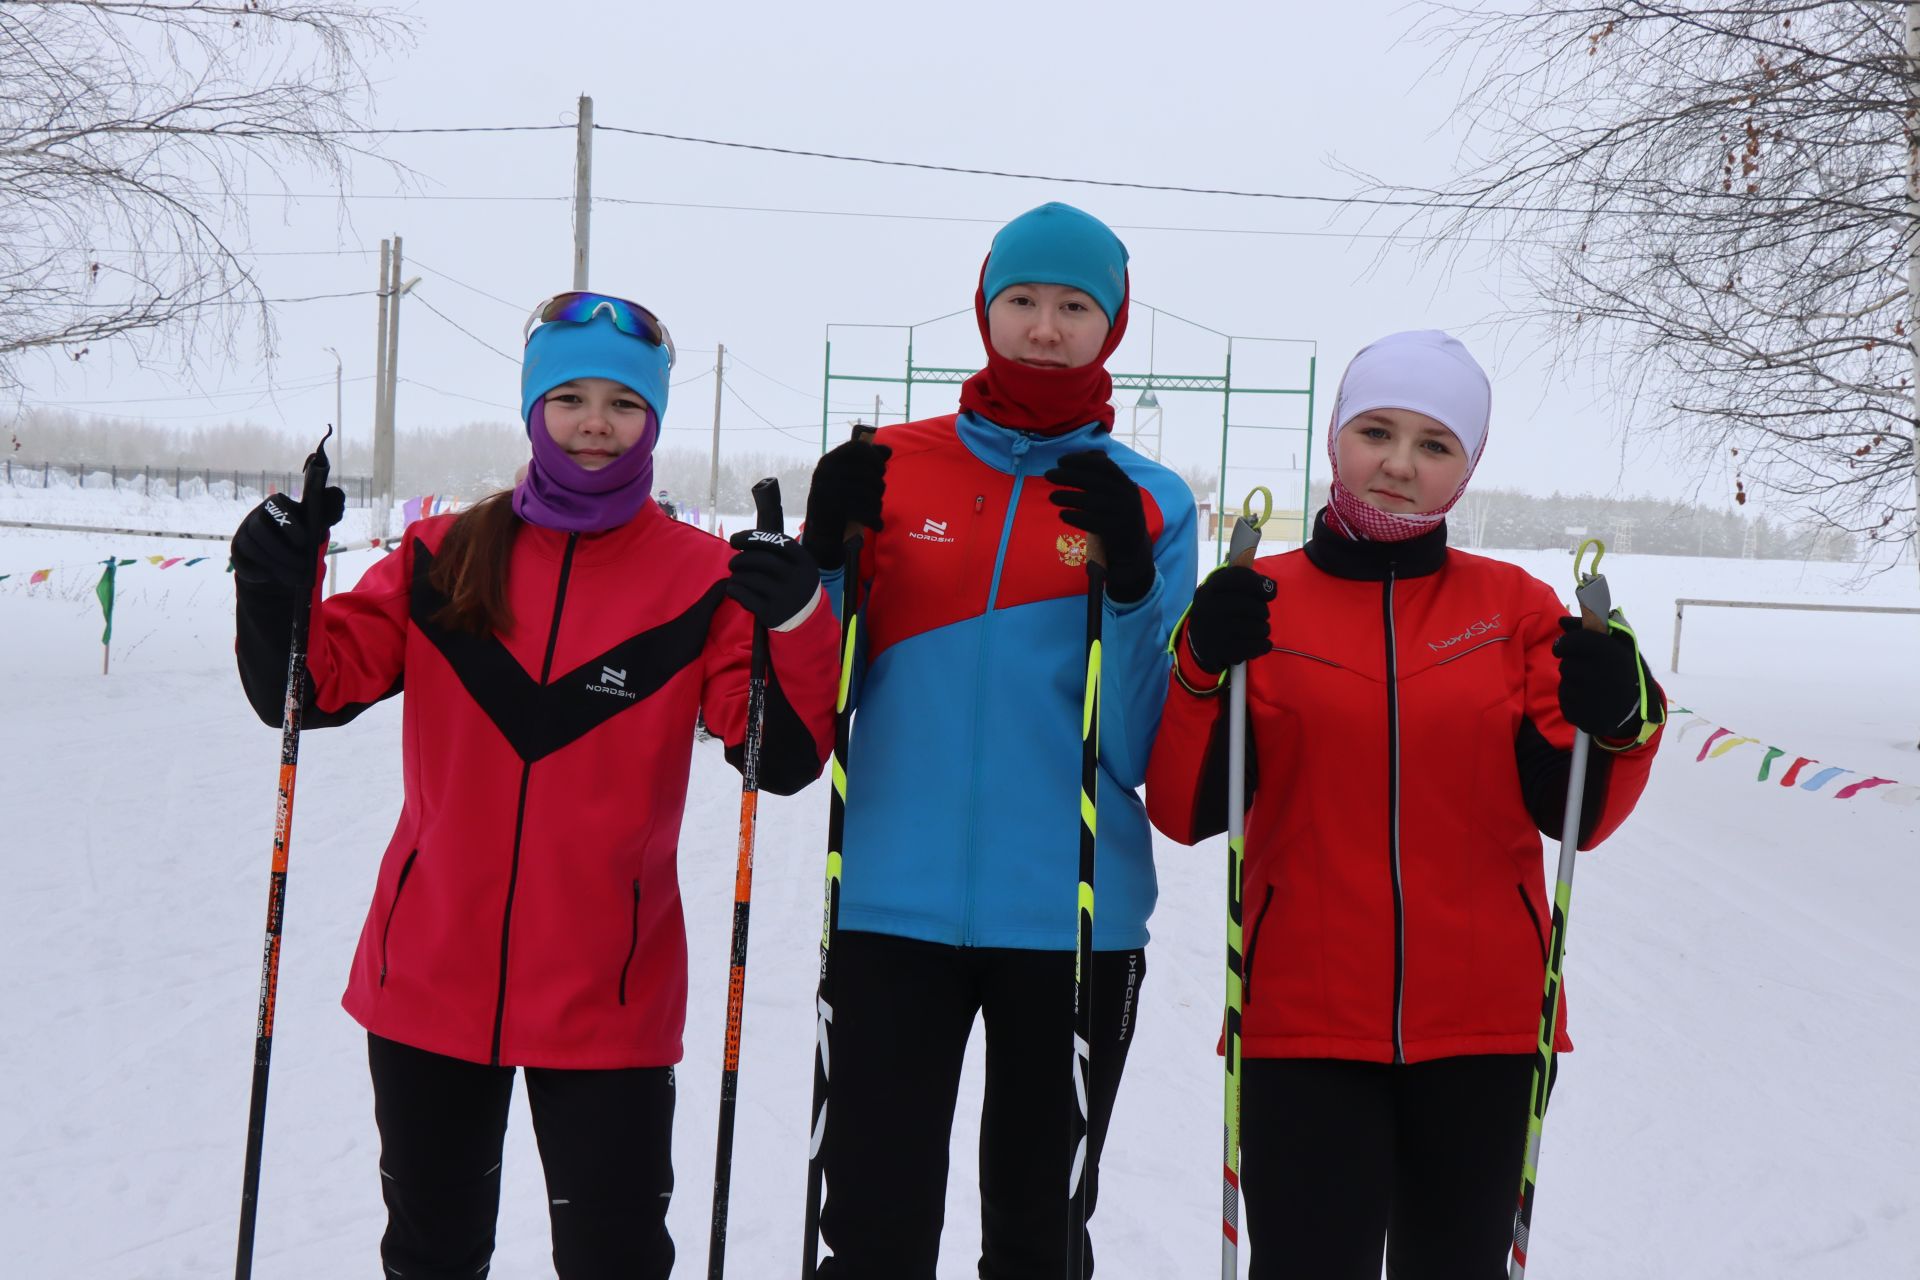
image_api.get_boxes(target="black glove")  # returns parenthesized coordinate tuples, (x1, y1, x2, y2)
(1045, 450, 1155, 604)
(230, 485, 344, 596)
(727, 528, 822, 631)
(1553, 617, 1648, 739)
(801, 438, 891, 571)
(1184, 566, 1274, 674)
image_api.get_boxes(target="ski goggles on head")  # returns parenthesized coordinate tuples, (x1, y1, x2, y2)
(523, 292, 676, 367)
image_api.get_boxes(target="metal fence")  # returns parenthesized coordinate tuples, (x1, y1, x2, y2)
(2, 459, 373, 505)
(1670, 597, 1920, 672)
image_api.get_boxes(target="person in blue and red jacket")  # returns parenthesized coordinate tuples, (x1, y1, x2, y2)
(801, 203, 1198, 1278)
(1146, 330, 1667, 1279)
(229, 292, 839, 1280)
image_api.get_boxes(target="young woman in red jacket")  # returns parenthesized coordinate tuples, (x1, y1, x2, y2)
(1145, 330, 1666, 1278)
(229, 293, 840, 1279)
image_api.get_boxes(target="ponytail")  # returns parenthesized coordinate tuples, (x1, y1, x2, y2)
(429, 491, 520, 636)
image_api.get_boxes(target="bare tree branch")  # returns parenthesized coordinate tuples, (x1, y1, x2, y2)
(1354, 2, 1917, 560)
(0, 0, 410, 395)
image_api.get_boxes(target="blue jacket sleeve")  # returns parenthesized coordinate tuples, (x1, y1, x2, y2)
(1096, 478, 1199, 789)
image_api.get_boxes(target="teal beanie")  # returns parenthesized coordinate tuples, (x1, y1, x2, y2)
(981, 203, 1129, 323)
(521, 313, 672, 427)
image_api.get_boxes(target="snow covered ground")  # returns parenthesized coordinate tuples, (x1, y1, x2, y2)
(2, 485, 1916, 1278)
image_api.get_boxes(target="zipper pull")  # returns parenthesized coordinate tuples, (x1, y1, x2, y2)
(974, 495, 985, 513)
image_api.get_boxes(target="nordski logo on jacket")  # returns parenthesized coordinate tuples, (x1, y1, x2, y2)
(909, 516, 955, 544)
(1427, 613, 1503, 653)
(586, 665, 637, 699)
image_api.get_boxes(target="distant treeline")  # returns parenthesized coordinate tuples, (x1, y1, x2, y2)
(6, 409, 1854, 558)
(1449, 488, 1856, 561)
(4, 409, 813, 516)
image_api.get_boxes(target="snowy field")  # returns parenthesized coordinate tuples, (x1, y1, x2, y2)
(2, 483, 1917, 1278)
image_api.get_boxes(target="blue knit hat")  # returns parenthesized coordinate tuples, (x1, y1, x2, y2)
(981, 203, 1129, 323)
(520, 312, 673, 426)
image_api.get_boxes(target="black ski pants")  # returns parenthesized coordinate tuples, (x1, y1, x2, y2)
(1240, 1054, 1537, 1280)
(816, 931, 1147, 1280)
(366, 1032, 675, 1279)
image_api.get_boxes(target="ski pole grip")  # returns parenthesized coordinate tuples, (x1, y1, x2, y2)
(301, 428, 333, 522)
(1227, 514, 1261, 569)
(301, 426, 335, 580)
(845, 423, 878, 547)
(752, 477, 784, 535)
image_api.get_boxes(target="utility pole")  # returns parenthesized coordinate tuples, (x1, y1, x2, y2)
(380, 235, 403, 540)
(371, 237, 418, 541)
(574, 94, 594, 290)
(372, 239, 391, 540)
(709, 345, 726, 533)
(325, 345, 343, 596)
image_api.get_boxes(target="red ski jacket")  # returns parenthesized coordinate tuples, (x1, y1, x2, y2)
(1145, 516, 1664, 1065)
(235, 501, 838, 1069)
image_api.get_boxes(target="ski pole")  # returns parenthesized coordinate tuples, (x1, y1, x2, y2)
(1509, 536, 1614, 1279)
(1067, 532, 1105, 1280)
(710, 477, 785, 1280)
(235, 427, 333, 1280)
(1219, 502, 1266, 1279)
(802, 423, 876, 1278)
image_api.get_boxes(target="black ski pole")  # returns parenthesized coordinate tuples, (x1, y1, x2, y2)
(802, 424, 875, 1277)
(710, 477, 785, 1280)
(1067, 536, 1105, 1279)
(235, 427, 332, 1280)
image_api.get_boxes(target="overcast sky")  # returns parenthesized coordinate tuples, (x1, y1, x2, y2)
(15, 0, 1731, 512)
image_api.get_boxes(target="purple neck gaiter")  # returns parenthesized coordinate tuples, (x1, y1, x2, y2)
(512, 398, 657, 533)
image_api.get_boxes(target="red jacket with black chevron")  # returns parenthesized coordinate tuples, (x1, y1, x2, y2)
(234, 500, 838, 1069)
(1145, 521, 1665, 1065)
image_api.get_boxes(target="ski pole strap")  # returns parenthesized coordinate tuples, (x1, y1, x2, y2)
(1596, 613, 1663, 750)
(1570, 538, 1662, 750)
(1167, 604, 1228, 697)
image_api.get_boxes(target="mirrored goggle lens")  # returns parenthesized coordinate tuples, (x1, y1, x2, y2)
(524, 292, 675, 367)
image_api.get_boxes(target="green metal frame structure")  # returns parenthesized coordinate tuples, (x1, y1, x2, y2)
(822, 309, 1317, 563)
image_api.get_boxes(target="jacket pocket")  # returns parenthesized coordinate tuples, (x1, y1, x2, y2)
(618, 878, 642, 1006)
(1516, 881, 1547, 967)
(379, 849, 419, 987)
(1242, 884, 1277, 1004)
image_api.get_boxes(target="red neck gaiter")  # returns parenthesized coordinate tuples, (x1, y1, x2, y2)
(957, 264, 1130, 436)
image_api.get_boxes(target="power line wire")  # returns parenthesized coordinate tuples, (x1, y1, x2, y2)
(590, 123, 1556, 214)
(411, 293, 518, 363)
(724, 350, 875, 412)
(174, 190, 1535, 246)
(720, 379, 814, 445)
(409, 256, 527, 313)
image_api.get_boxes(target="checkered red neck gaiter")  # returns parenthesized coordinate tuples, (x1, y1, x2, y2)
(1323, 419, 1484, 543)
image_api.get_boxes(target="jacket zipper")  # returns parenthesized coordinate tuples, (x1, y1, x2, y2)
(1517, 882, 1548, 967)
(1384, 568, 1406, 1064)
(961, 434, 1033, 947)
(490, 532, 578, 1065)
(378, 848, 419, 987)
(1241, 884, 1276, 1005)
(618, 877, 642, 1005)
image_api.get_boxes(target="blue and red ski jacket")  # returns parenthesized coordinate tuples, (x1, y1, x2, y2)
(825, 411, 1198, 951)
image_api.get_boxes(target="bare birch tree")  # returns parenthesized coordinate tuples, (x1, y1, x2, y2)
(0, 1, 408, 392)
(1363, 2, 1919, 572)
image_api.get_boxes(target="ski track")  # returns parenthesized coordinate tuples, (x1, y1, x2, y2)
(3, 494, 1917, 1277)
